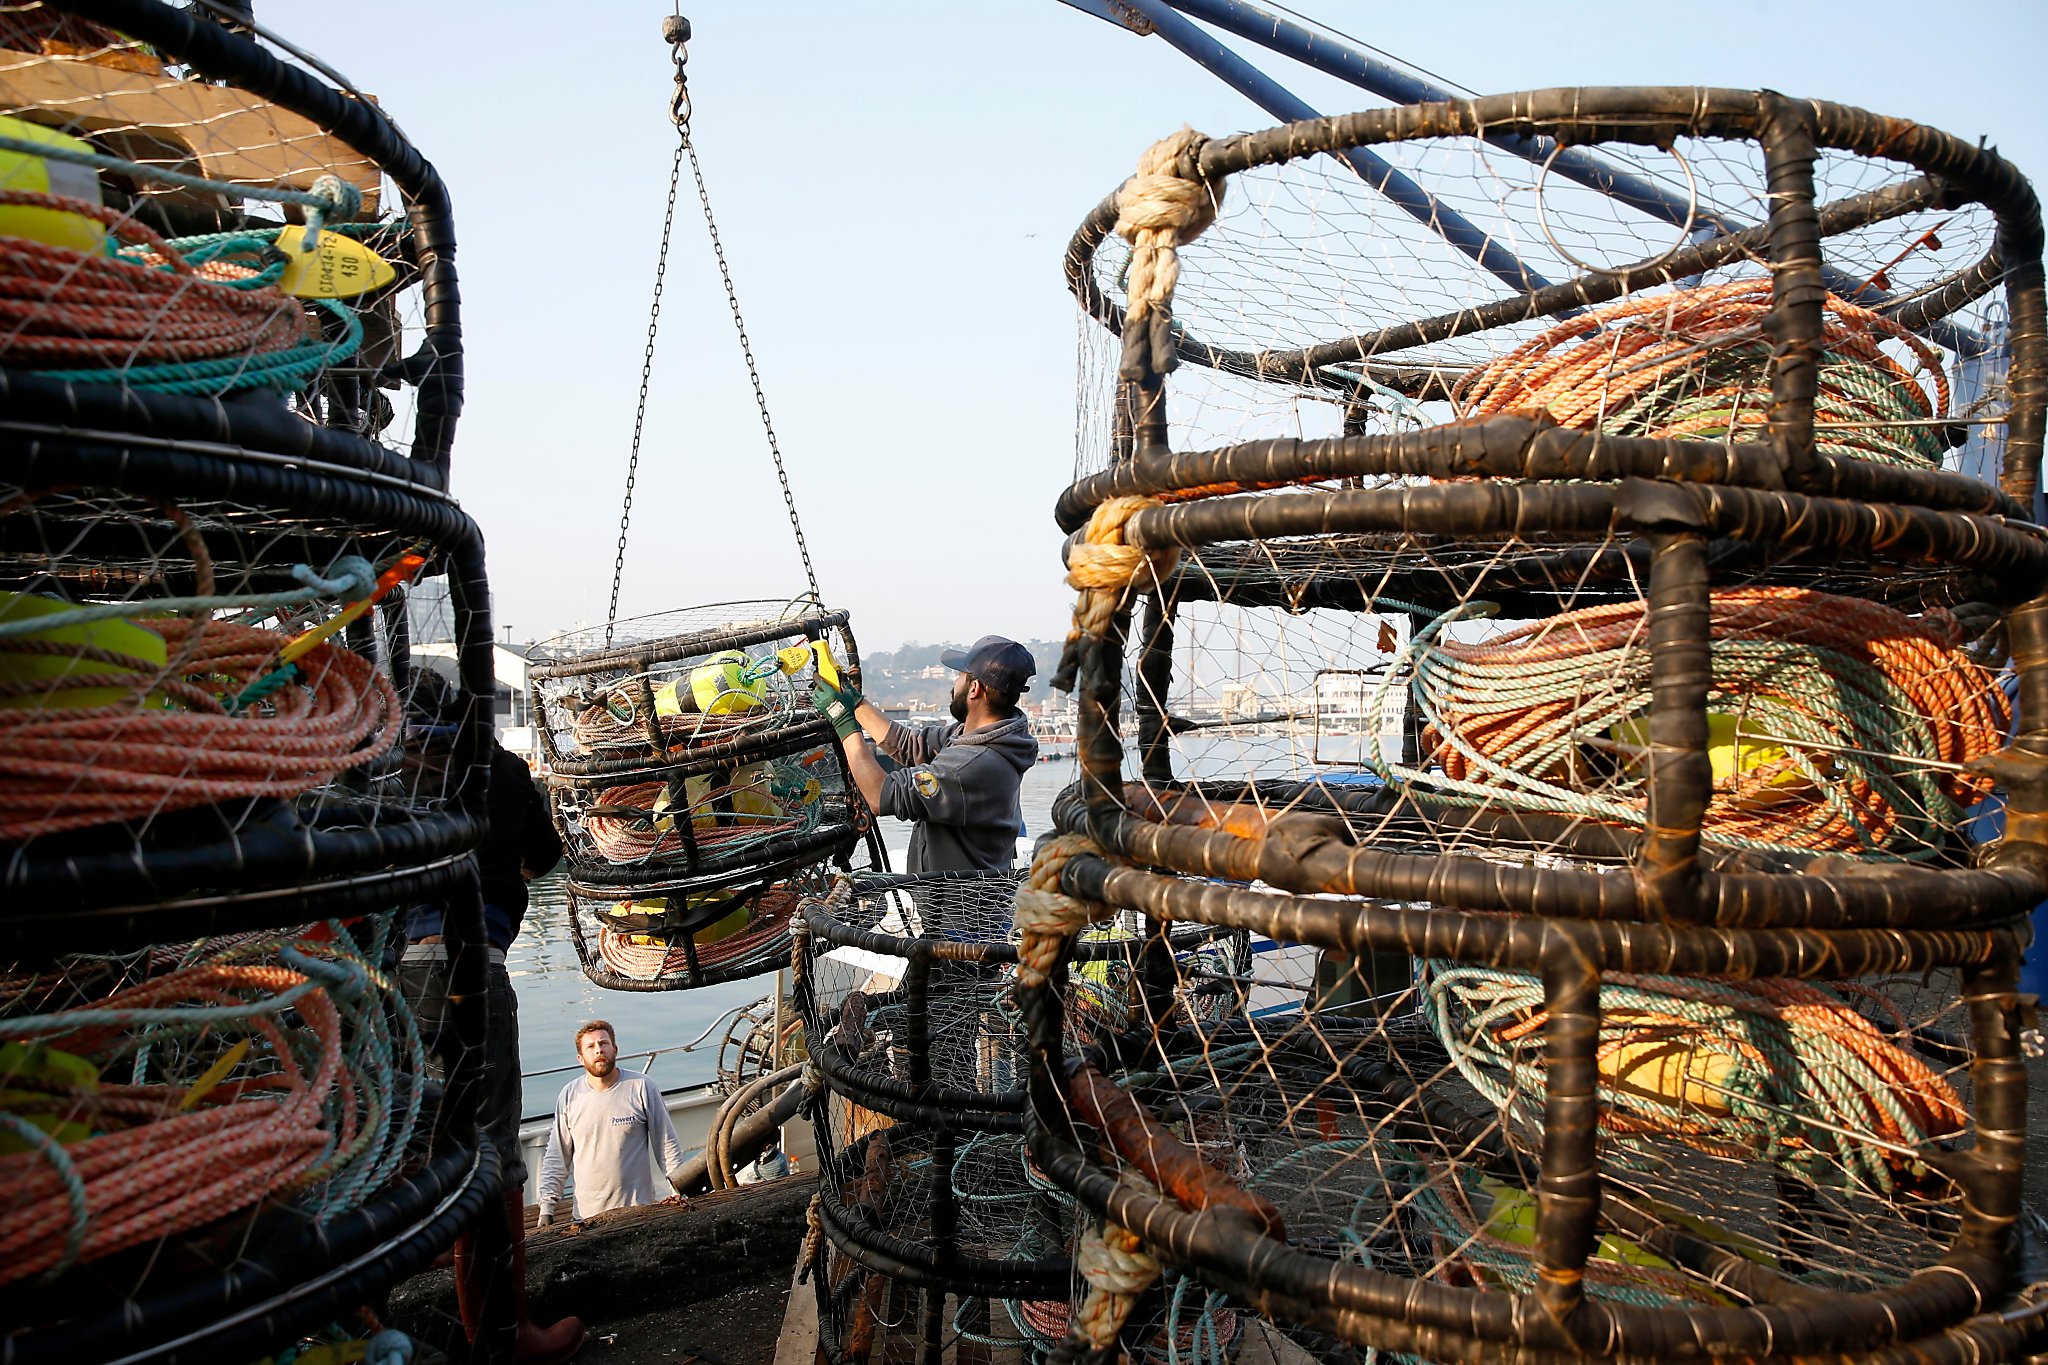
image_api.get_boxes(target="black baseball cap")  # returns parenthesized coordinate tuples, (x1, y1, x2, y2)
(940, 635, 1037, 695)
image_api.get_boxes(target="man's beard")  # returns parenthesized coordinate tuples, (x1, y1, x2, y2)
(949, 690, 968, 723)
(584, 1057, 615, 1078)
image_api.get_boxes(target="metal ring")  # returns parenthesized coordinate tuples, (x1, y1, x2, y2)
(1534, 140, 1700, 278)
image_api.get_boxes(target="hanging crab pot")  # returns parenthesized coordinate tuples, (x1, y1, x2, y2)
(1021, 85, 2048, 1365)
(530, 601, 883, 990)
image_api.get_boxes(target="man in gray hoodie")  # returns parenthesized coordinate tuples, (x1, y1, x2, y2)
(815, 634, 1039, 872)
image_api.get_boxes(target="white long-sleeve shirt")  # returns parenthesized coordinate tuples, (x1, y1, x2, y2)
(536, 1072, 689, 1220)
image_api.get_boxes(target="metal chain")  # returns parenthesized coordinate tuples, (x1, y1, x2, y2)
(610, 16, 822, 645)
(680, 130, 823, 607)
(605, 139, 684, 650)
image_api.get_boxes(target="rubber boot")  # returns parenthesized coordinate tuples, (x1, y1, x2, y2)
(451, 1231, 483, 1342)
(506, 1188, 586, 1364)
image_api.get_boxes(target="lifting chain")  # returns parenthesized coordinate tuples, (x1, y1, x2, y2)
(675, 27, 822, 608)
(602, 18, 688, 649)
(605, 15, 821, 648)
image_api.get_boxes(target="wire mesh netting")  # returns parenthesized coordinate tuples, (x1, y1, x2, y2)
(0, 476, 505, 996)
(0, 4, 447, 452)
(1020, 86, 2048, 1365)
(801, 870, 1255, 1361)
(1073, 128, 2006, 479)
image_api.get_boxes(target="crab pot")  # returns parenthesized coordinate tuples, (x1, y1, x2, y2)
(0, 3, 506, 1361)
(1022, 86, 2048, 1364)
(530, 603, 874, 880)
(529, 603, 883, 990)
(799, 871, 1251, 1363)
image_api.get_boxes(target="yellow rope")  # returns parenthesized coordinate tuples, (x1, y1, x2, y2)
(1013, 833, 1112, 990)
(1063, 495, 1180, 664)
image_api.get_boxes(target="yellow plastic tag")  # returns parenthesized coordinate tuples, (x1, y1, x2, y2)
(179, 1037, 251, 1111)
(274, 224, 397, 299)
(810, 640, 844, 691)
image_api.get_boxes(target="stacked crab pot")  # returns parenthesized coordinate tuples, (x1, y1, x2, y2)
(0, 3, 506, 1359)
(529, 603, 883, 991)
(1016, 89, 2048, 1365)
(795, 868, 1254, 1363)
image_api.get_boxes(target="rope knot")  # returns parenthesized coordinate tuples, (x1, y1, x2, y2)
(301, 174, 363, 251)
(1012, 834, 1114, 991)
(292, 555, 377, 601)
(1070, 1218, 1162, 1350)
(1114, 127, 1221, 380)
(1057, 497, 1179, 690)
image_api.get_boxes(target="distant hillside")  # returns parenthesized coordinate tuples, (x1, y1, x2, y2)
(859, 640, 1066, 709)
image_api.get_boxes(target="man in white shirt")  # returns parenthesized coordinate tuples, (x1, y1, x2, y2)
(536, 1020, 690, 1224)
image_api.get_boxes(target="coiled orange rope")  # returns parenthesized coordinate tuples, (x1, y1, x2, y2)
(0, 190, 315, 372)
(594, 887, 797, 979)
(1414, 587, 2005, 854)
(1428, 965, 1966, 1193)
(0, 617, 401, 840)
(1454, 279, 1950, 467)
(0, 961, 345, 1285)
(582, 774, 813, 864)
(570, 698, 776, 754)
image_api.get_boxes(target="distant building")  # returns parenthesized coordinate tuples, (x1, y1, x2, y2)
(1217, 683, 1263, 723)
(411, 640, 546, 766)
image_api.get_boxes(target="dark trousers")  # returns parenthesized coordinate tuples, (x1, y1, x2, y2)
(399, 958, 528, 1187)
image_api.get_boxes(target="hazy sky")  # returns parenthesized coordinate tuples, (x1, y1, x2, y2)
(310, 2, 2048, 652)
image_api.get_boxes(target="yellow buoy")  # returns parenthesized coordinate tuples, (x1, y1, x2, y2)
(0, 116, 106, 253)
(608, 895, 752, 946)
(0, 592, 169, 711)
(1597, 1010, 1737, 1117)
(1609, 710, 1820, 807)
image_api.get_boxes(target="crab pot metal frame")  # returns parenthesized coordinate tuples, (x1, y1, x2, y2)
(530, 607, 883, 990)
(799, 871, 1250, 1364)
(1020, 88, 2048, 1365)
(0, 3, 507, 1361)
